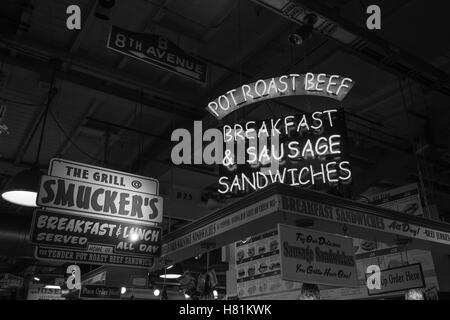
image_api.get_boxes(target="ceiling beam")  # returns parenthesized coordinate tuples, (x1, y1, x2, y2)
(0, 34, 199, 110)
(253, 0, 450, 98)
(0, 51, 202, 120)
(68, 0, 98, 55)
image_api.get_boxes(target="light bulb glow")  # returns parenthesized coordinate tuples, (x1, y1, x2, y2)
(159, 274, 182, 279)
(153, 289, 160, 296)
(1, 191, 38, 207)
(213, 290, 218, 298)
(184, 293, 190, 299)
(44, 285, 61, 289)
(129, 232, 139, 242)
(121, 287, 127, 294)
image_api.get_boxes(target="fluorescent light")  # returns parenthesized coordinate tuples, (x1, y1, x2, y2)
(159, 274, 181, 279)
(121, 287, 127, 294)
(166, 265, 174, 270)
(1, 190, 38, 207)
(33, 277, 40, 282)
(213, 290, 218, 298)
(153, 289, 160, 296)
(44, 285, 61, 289)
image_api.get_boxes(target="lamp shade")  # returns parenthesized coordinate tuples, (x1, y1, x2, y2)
(159, 263, 183, 279)
(1, 167, 43, 207)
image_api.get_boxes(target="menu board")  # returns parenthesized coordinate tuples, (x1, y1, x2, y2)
(278, 224, 359, 287)
(235, 229, 301, 298)
(368, 183, 424, 217)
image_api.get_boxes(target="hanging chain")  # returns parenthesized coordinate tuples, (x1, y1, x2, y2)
(35, 62, 58, 165)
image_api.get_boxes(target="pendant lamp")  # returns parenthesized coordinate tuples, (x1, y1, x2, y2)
(1, 63, 57, 207)
(159, 263, 183, 279)
(1, 167, 43, 207)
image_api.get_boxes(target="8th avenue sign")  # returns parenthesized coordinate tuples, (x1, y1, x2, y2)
(107, 25, 207, 83)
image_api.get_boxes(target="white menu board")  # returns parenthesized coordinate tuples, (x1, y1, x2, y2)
(235, 229, 301, 298)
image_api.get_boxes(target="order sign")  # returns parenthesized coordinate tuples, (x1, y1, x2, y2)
(367, 263, 425, 295)
(278, 224, 359, 287)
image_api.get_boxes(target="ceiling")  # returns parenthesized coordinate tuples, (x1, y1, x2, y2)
(1, 0, 450, 295)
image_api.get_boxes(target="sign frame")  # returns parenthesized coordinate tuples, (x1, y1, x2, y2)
(106, 25, 208, 84)
(37, 174, 163, 225)
(29, 209, 162, 258)
(49, 158, 159, 195)
(80, 285, 122, 299)
(278, 223, 359, 288)
(366, 263, 426, 296)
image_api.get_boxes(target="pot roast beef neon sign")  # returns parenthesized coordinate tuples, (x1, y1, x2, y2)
(170, 73, 355, 195)
(206, 73, 354, 120)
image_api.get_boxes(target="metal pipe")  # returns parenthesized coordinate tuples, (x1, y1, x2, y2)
(0, 211, 34, 257)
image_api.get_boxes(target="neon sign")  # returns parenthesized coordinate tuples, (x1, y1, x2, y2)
(171, 72, 354, 196)
(218, 109, 352, 194)
(206, 73, 354, 120)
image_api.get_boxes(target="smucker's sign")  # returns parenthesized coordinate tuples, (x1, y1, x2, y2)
(107, 25, 207, 83)
(49, 158, 159, 195)
(37, 175, 163, 225)
(33, 158, 163, 268)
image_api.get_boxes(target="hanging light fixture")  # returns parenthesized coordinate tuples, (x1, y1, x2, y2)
(1, 63, 58, 207)
(95, 0, 116, 20)
(159, 263, 183, 279)
(1, 167, 43, 207)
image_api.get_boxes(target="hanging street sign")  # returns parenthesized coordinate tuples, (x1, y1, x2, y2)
(107, 25, 207, 83)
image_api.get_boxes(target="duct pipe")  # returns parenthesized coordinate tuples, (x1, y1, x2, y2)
(0, 210, 35, 257)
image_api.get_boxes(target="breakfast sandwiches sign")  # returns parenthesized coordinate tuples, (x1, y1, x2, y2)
(171, 72, 354, 195)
